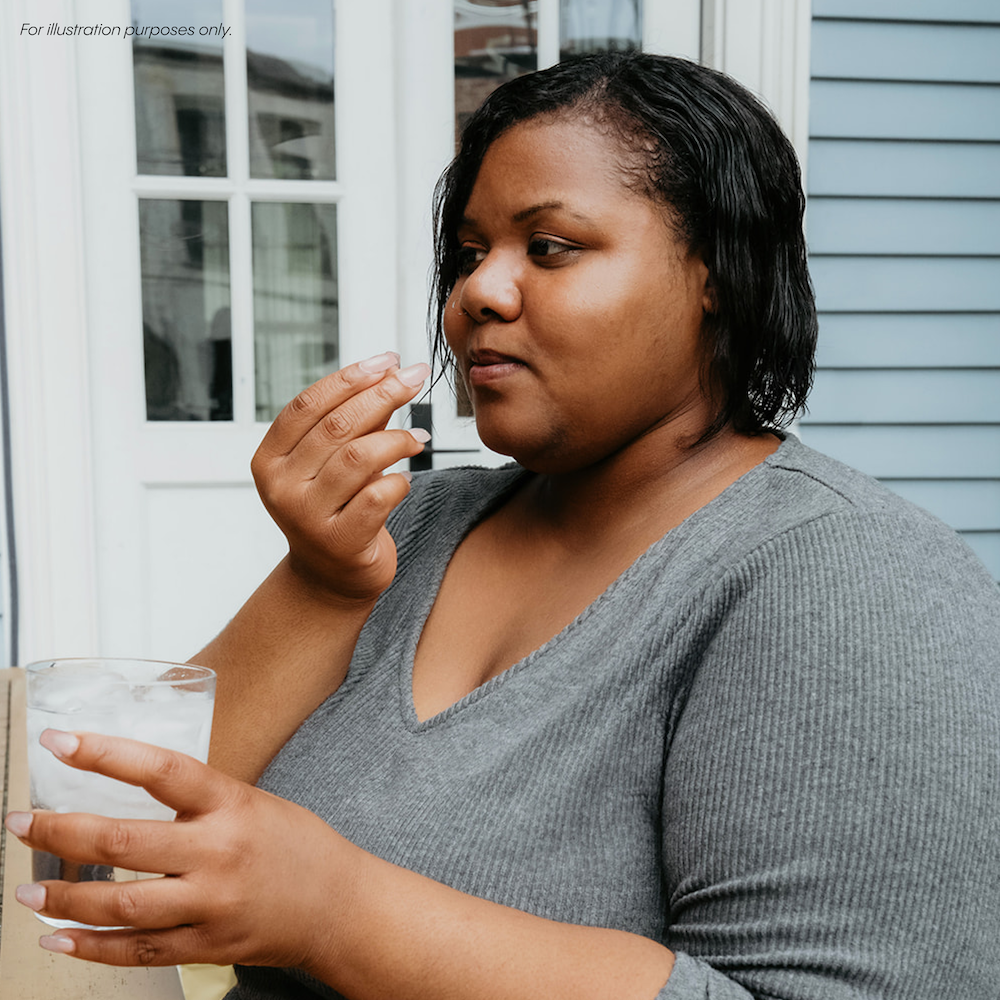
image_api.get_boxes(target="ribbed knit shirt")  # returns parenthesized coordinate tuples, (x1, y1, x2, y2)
(230, 434, 1000, 999)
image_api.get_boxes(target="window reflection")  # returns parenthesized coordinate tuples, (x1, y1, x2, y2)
(455, 0, 538, 142)
(139, 200, 233, 421)
(131, 0, 227, 176)
(247, 0, 336, 180)
(252, 203, 338, 421)
(560, 0, 642, 58)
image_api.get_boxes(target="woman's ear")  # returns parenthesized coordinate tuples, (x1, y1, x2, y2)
(702, 269, 718, 315)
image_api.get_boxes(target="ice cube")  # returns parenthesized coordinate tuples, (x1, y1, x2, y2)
(29, 669, 131, 714)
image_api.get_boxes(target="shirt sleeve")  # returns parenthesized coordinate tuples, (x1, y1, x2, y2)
(657, 510, 1000, 999)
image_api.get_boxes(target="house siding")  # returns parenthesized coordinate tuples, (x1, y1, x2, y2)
(801, 2, 1000, 579)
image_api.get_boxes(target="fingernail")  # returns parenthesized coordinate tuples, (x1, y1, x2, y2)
(16, 883, 46, 911)
(40, 934, 75, 955)
(40, 729, 80, 759)
(358, 351, 400, 374)
(400, 470, 413, 483)
(397, 363, 431, 388)
(4, 811, 32, 837)
(408, 428, 431, 444)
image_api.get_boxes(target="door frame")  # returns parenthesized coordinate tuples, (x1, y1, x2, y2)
(0, 0, 809, 662)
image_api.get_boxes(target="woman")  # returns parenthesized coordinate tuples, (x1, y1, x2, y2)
(7, 53, 1000, 999)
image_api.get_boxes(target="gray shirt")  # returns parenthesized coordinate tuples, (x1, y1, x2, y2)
(231, 434, 1000, 999)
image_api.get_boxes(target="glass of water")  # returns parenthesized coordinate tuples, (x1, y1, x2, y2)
(24, 657, 216, 929)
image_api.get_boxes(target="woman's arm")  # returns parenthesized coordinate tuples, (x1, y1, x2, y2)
(193, 353, 431, 784)
(660, 511, 1000, 998)
(6, 731, 676, 1000)
(194, 556, 378, 784)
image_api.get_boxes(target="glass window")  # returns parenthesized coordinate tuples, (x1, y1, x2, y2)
(455, 0, 538, 141)
(131, 0, 227, 176)
(252, 202, 339, 421)
(247, 0, 337, 180)
(560, 0, 642, 59)
(139, 200, 233, 421)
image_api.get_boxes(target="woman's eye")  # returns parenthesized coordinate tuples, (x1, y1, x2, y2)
(528, 237, 577, 261)
(456, 245, 486, 275)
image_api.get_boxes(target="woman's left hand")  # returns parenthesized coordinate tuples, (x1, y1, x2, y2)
(4, 729, 348, 972)
(6, 731, 678, 999)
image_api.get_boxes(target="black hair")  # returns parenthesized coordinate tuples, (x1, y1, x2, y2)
(431, 51, 816, 440)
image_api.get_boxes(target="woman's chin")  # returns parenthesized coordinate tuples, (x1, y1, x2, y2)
(474, 422, 540, 468)
(476, 428, 585, 475)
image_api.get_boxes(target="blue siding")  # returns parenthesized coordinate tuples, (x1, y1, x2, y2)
(814, 315, 1000, 367)
(808, 199, 1000, 255)
(811, 0, 1000, 23)
(802, 6, 1000, 579)
(801, 427, 1000, 479)
(811, 81, 1000, 140)
(812, 21, 1000, 82)
(810, 257, 999, 311)
(808, 141, 1000, 198)
(808, 371, 1000, 423)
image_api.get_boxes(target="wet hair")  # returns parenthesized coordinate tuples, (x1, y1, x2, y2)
(431, 51, 817, 440)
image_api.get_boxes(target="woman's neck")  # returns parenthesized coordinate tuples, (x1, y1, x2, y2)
(513, 424, 781, 548)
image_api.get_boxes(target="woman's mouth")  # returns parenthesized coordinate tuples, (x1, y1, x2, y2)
(468, 349, 526, 387)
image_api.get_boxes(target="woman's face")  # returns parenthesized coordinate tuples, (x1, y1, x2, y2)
(444, 115, 714, 473)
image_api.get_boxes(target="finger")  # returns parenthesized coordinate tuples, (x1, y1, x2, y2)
(308, 427, 429, 513)
(20, 874, 198, 931)
(259, 354, 415, 461)
(254, 352, 399, 460)
(285, 363, 431, 475)
(9, 809, 200, 877)
(326, 472, 416, 549)
(31, 730, 236, 817)
(37, 925, 217, 968)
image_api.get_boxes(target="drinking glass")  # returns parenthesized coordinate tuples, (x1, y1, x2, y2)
(24, 657, 216, 929)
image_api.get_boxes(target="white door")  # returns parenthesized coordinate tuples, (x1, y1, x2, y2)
(2, 0, 731, 666)
(75, 0, 397, 660)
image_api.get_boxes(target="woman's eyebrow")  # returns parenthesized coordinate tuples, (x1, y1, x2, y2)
(459, 202, 595, 232)
(513, 201, 597, 225)
(512, 201, 565, 222)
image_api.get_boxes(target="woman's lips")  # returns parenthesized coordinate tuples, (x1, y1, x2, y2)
(467, 350, 525, 386)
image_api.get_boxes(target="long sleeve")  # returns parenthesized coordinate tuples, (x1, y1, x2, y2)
(233, 440, 1000, 1000)
(657, 509, 1000, 999)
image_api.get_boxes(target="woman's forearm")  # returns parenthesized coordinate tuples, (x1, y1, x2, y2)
(190, 357, 428, 783)
(308, 834, 676, 1000)
(192, 555, 376, 784)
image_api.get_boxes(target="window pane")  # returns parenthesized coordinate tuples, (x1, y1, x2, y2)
(252, 203, 339, 421)
(455, 0, 538, 141)
(560, 0, 642, 58)
(247, 0, 337, 180)
(131, 0, 227, 176)
(139, 200, 232, 421)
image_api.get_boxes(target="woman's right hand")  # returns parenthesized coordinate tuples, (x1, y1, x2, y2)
(250, 352, 432, 604)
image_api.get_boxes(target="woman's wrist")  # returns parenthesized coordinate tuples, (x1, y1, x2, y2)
(280, 553, 383, 613)
(298, 836, 676, 1000)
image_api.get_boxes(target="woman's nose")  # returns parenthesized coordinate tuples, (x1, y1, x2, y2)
(458, 254, 522, 323)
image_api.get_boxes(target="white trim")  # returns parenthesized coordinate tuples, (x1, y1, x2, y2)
(230, 184, 257, 426)
(700, 0, 812, 169)
(222, 0, 250, 189)
(131, 178, 345, 201)
(0, 0, 101, 661)
(334, 0, 398, 369)
(393, 0, 453, 369)
(644, 0, 702, 61)
(537, 0, 560, 69)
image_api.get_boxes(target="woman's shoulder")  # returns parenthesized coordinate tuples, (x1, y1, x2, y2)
(735, 433, 981, 557)
(387, 461, 529, 546)
(670, 433, 999, 609)
(760, 432, 927, 522)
